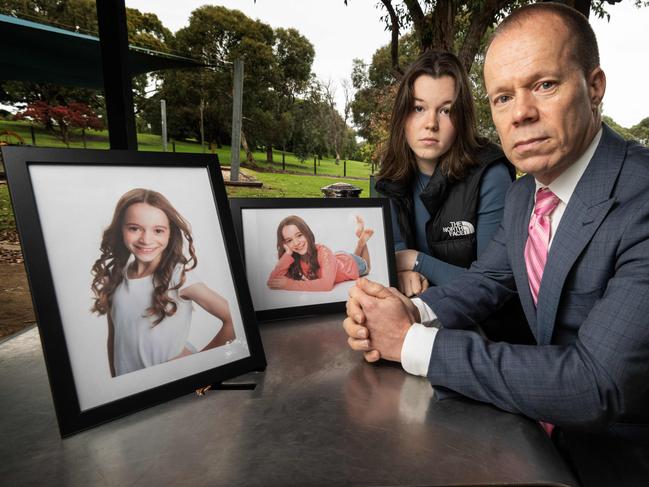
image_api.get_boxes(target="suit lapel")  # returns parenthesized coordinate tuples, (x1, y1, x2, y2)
(510, 175, 539, 339)
(535, 125, 626, 344)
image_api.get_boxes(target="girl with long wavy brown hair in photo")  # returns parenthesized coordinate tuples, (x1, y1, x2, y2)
(91, 188, 234, 377)
(267, 215, 374, 292)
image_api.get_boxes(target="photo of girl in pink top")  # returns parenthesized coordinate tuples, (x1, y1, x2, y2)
(267, 215, 374, 292)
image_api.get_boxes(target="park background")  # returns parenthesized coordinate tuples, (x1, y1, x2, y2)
(1, 0, 648, 338)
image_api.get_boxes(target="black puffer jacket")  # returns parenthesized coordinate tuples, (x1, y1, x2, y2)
(376, 143, 514, 268)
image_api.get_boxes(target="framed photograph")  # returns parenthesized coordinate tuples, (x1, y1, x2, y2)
(230, 198, 397, 321)
(1, 146, 266, 437)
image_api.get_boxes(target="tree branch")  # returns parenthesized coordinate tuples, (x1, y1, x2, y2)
(403, 0, 427, 49)
(379, 0, 403, 77)
(459, 0, 510, 73)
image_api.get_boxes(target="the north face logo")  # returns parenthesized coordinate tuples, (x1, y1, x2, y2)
(442, 221, 475, 237)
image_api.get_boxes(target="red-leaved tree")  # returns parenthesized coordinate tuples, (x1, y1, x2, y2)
(16, 101, 103, 147)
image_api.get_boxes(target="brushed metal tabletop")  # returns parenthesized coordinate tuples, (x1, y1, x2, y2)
(0, 314, 577, 486)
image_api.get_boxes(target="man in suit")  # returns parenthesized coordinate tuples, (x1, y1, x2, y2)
(343, 3, 649, 485)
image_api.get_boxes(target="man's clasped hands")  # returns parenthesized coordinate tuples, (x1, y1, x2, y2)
(343, 278, 419, 364)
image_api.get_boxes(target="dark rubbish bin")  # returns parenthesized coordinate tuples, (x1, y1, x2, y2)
(320, 182, 362, 198)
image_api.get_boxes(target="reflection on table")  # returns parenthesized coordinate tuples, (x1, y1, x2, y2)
(0, 314, 577, 486)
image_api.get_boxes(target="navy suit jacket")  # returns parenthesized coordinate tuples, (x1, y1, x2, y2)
(420, 124, 649, 443)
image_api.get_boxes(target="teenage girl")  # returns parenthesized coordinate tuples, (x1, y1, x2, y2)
(267, 215, 373, 292)
(91, 188, 235, 377)
(375, 50, 515, 297)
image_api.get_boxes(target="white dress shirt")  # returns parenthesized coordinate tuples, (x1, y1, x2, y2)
(400, 129, 603, 377)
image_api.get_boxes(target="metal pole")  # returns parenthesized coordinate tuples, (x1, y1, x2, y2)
(230, 59, 244, 182)
(161, 99, 168, 152)
(96, 0, 137, 150)
(200, 98, 205, 153)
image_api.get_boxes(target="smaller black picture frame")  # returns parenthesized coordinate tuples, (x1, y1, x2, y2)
(1, 146, 266, 437)
(230, 197, 397, 321)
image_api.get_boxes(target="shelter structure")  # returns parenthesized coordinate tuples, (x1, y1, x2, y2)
(0, 6, 205, 150)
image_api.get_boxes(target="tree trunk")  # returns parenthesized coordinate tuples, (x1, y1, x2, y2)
(61, 124, 70, 147)
(240, 130, 258, 168)
(431, 1, 457, 52)
(266, 144, 273, 163)
(391, 0, 513, 75)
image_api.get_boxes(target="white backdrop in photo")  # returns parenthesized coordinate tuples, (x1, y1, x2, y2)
(242, 206, 390, 311)
(29, 164, 251, 411)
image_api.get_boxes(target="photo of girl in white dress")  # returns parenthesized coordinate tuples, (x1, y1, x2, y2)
(91, 188, 235, 377)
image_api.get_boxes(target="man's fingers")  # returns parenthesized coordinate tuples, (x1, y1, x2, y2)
(349, 283, 385, 312)
(387, 286, 409, 302)
(357, 277, 393, 299)
(347, 336, 372, 352)
(345, 295, 365, 324)
(364, 350, 381, 362)
(343, 317, 368, 340)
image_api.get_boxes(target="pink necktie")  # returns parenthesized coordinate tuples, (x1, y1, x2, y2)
(524, 188, 560, 306)
(526, 188, 560, 437)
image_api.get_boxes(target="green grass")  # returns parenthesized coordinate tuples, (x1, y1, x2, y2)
(0, 183, 14, 232)
(0, 169, 369, 234)
(225, 168, 370, 198)
(0, 119, 373, 179)
(0, 120, 374, 231)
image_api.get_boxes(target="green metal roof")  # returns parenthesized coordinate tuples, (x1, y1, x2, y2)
(0, 13, 204, 89)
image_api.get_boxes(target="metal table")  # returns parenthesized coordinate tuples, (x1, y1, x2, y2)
(0, 314, 577, 486)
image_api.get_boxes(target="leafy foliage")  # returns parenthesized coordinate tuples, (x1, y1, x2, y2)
(156, 6, 307, 153)
(629, 117, 649, 146)
(604, 115, 649, 146)
(14, 100, 102, 145)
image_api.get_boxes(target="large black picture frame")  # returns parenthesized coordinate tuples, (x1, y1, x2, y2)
(1, 146, 266, 437)
(230, 197, 397, 321)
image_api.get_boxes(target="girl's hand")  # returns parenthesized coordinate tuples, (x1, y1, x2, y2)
(397, 270, 429, 297)
(205, 321, 235, 349)
(395, 250, 418, 272)
(283, 244, 293, 256)
(268, 276, 289, 289)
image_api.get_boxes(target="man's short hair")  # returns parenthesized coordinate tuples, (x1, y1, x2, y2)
(488, 2, 600, 76)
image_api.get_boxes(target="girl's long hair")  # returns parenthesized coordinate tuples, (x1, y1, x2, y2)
(90, 188, 197, 325)
(276, 215, 319, 280)
(377, 50, 488, 184)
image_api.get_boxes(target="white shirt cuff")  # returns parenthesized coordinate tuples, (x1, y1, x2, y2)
(401, 323, 437, 377)
(411, 297, 438, 325)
